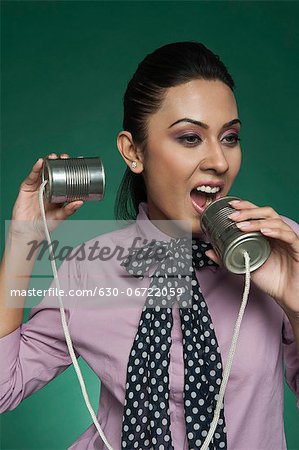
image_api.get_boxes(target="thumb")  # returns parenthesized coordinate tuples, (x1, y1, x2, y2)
(205, 249, 222, 266)
(55, 201, 84, 220)
(20, 158, 44, 192)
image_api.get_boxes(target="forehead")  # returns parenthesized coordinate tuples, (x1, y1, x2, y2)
(148, 79, 238, 130)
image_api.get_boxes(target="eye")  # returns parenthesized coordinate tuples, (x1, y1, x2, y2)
(222, 134, 241, 145)
(177, 134, 202, 146)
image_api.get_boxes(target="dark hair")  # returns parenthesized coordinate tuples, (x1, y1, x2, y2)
(115, 41, 235, 221)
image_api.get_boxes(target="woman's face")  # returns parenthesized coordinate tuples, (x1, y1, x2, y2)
(141, 79, 242, 235)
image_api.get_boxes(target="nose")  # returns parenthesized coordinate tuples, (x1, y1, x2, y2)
(199, 143, 229, 174)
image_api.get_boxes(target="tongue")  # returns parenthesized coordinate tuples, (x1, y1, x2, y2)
(190, 189, 207, 207)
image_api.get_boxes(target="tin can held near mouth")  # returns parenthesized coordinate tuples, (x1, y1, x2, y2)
(200, 196, 271, 274)
(42, 156, 105, 203)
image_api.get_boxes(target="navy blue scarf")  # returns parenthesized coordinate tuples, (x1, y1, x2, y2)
(120, 238, 227, 450)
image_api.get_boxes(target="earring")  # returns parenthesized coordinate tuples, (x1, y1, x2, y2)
(131, 161, 137, 169)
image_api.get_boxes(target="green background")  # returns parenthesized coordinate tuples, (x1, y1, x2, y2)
(1, 1, 299, 449)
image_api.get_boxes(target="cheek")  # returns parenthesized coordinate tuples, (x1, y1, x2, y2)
(227, 149, 242, 177)
(145, 144, 189, 180)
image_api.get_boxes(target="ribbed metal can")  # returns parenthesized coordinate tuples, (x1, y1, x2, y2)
(42, 156, 105, 203)
(200, 196, 271, 274)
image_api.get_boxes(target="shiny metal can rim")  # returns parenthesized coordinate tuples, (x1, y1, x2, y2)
(223, 232, 271, 274)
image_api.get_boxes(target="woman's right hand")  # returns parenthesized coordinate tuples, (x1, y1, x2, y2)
(10, 153, 84, 241)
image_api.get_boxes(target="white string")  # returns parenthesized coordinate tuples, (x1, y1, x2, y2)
(39, 179, 251, 450)
(38, 180, 114, 450)
(200, 250, 251, 450)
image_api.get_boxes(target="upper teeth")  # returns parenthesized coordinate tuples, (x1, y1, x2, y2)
(196, 185, 220, 194)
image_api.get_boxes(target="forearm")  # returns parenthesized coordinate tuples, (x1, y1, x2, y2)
(0, 230, 40, 338)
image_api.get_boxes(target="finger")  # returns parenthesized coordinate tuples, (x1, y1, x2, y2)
(228, 199, 258, 209)
(229, 199, 276, 214)
(260, 227, 299, 249)
(205, 249, 222, 266)
(234, 218, 291, 233)
(60, 153, 70, 158)
(20, 158, 44, 189)
(228, 199, 280, 220)
(228, 206, 281, 222)
(53, 201, 84, 220)
(47, 153, 59, 159)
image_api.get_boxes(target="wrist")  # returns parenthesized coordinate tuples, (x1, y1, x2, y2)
(8, 220, 45, 244)
(8, 229, 44, 244)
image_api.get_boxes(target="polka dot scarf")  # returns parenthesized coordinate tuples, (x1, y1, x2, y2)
(120, 238, 227, 450)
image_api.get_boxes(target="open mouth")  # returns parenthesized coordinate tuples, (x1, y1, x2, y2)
(190, 186, 222, 215)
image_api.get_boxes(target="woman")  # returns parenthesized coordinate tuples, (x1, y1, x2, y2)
(0, 41, 298, 450)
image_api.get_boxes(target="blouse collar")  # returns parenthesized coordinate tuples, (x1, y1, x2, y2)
(134, 202, 218, 273)
(135, 202, 206, 243)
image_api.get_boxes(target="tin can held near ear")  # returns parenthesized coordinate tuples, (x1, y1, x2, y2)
(200, 196, 271, 274)
(42, 156, 105, 203)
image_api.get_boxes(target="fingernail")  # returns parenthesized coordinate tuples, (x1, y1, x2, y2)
(236, 221, 251, 229)
(227, 211, 240, 219)
(228, 200, 241, 206)
(261, 228, 273, 234)
(73, 202, 83, 209)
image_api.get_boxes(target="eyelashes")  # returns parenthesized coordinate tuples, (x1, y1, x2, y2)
(223, 135, 241, 145)
(177, 133, 241, 147)
(177, 134, 201, 146)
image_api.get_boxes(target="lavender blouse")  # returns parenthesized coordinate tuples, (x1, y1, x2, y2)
(0, 202, 298, 449)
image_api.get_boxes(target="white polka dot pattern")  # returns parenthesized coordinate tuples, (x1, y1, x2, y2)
(120, 239, 227, 450)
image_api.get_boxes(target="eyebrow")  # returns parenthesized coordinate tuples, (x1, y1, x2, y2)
(168, 118, 242, 129)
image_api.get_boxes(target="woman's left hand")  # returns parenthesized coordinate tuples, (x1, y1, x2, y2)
(205, 199, 299, 316)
